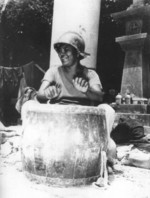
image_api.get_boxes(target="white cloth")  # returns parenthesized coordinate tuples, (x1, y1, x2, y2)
(98, 104, 116, 160)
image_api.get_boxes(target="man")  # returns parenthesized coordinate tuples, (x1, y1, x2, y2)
(37, 31, 117, 176)
(37, 31, 104, 105)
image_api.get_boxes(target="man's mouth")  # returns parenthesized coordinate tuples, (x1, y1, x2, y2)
(61, 57, 68, 62)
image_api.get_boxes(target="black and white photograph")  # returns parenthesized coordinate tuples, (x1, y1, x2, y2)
(0, 0, 150, 197)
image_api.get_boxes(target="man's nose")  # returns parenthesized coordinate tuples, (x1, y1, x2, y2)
(59, 49, 66, 57)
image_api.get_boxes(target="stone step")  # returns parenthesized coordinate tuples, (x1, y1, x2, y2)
(116, 113, 150, 127)
(116, 113, 150, 135)
(113, 104, 148, 114)
(144, 126, 150, 135)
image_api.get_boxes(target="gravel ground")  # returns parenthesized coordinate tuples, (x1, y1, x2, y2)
(1, 149, 150, 198)
(0, 125, 150, 198)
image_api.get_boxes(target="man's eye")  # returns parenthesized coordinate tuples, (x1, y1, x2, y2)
(64, 47, 69, 51)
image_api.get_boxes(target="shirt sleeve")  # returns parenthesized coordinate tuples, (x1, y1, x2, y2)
(42, 67, 57, 82)
(87, 69, 102, 89)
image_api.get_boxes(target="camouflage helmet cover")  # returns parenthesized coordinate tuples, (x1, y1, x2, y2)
(54, 31, 90, 59)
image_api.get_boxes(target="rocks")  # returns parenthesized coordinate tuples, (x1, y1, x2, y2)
(4, 152, 22, 165)
(117, 145, 134, 161)
(0, 133, 7, 144)
(117, 145, 150, 170)
(9, 136, 21, 152)
(0, 124, 22, 160)
(0, 123, 23, 145)
(0, 124, 22, 174)
(1, 142, 12, 157)
(1, 135, 21, 157)
(121, 148, 150, 169)
(0, 121, 6, 131)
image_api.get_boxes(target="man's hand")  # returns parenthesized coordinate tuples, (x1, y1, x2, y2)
(72, 77, 88, 93)
(44, 84, 61, 99)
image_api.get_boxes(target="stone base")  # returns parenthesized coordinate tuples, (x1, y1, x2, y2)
(115, 112, 150, 128)
(112, 104, 148, 114)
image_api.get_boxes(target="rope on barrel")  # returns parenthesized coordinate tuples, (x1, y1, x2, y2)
(93, 150, 108, 188)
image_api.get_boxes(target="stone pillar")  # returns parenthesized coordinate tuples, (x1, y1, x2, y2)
(116, 33, 150, 98)
(50, 0, 101, 69)
(112, 1, 150, 98)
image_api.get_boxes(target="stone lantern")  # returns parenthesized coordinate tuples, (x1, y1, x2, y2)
(112, 0, 150, 98)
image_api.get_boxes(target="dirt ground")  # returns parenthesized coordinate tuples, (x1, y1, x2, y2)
(1, 149, 150, 198)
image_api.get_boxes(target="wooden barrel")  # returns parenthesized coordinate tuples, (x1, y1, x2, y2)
(21, 101, 108, 186)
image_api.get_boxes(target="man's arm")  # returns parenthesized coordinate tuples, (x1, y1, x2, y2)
(37, 81, 61, 102)
(37, 81, 51, 102)
(72, 77, 104, 102)
(86, 84, 104, 102)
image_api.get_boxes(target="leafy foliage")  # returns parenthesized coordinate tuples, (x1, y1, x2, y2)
(0, 0, 54, 68)
(1, 0, 54, 37)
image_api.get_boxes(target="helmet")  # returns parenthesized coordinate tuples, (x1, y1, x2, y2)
(54, 31, 90, 59)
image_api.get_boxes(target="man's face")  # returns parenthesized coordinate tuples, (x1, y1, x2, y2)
(57, 44, 78, 67)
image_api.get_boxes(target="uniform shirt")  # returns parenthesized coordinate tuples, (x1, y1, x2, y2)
(42, 65, 102, 101)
